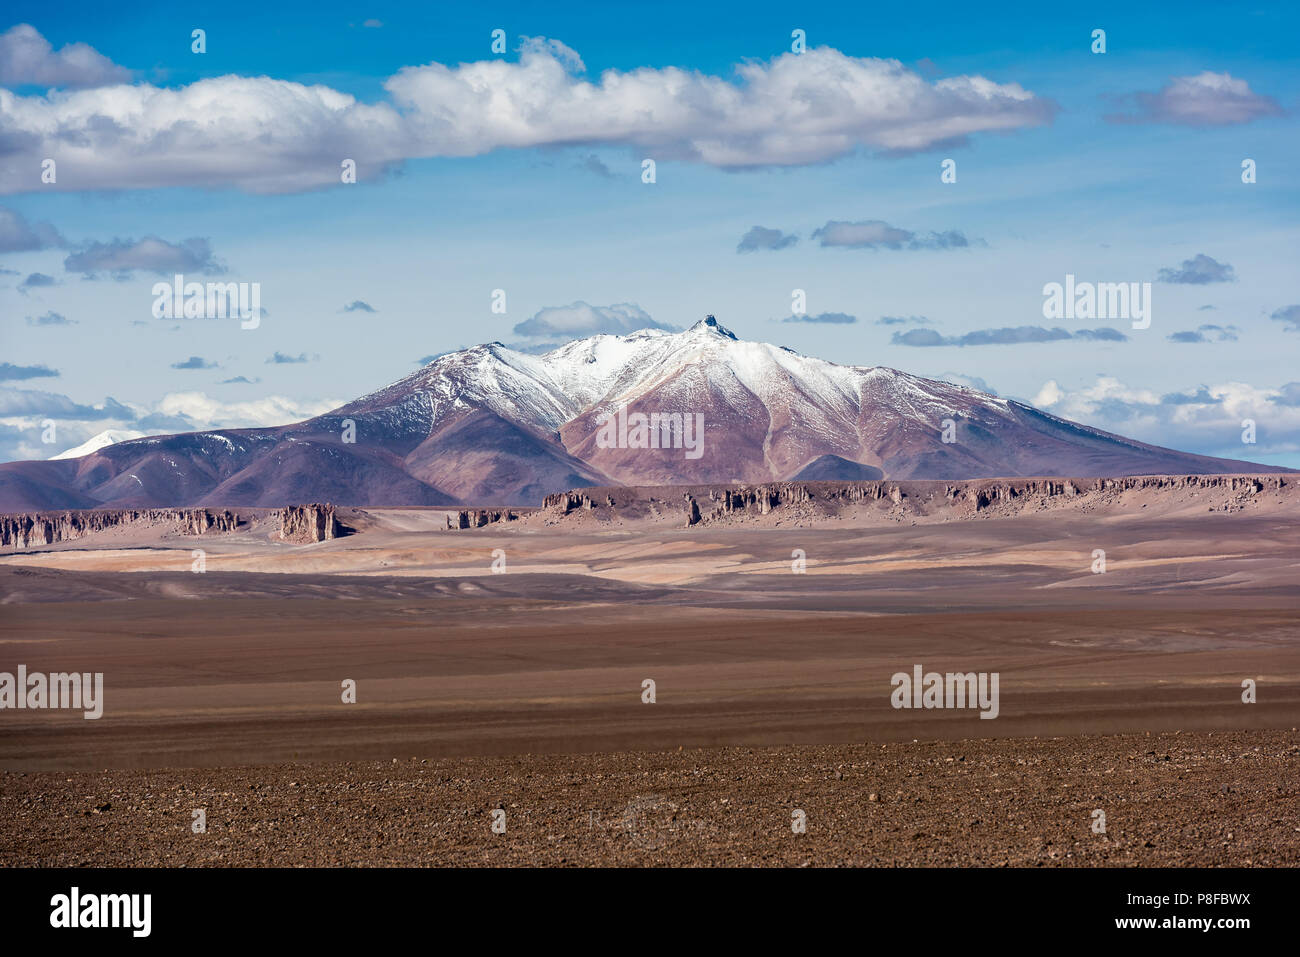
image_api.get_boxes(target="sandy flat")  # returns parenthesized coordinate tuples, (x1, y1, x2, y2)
(1, 500, 1296, 866)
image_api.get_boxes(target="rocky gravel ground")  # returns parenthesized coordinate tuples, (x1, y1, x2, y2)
(3, 730, 1297, 867)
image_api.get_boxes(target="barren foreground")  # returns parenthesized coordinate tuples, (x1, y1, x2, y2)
(3, 730, 1297, 867)
(1, 482, 1297, 866)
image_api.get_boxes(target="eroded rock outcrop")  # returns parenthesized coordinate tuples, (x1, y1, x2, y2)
(446, 509, 519, 529)
(541, 492, 597, 514)
(0, 508, 240, 550)
(536, 473, 1290, 528)
(277, 503, 340, 543)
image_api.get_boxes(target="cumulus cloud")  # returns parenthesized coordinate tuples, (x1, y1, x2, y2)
(893, 325, 1127, 347)
(1107, 72, 1284, 126)
(0, 35, 1055, 194)
(219, 376, 258, 384)
(0, 362, 59, 380)
(0, 386, 339, 463)
(513, 301, 673, 338)
(936, 373, 996, 394)
(0, 386, 127, 419)
(812, 220, 973, 250)
(267, 352, 314, 364)
(1030, 375, 1300, 460)
(1156, 253, 1235, 285)
(1167, 323, 1238, 344)
(342, 300, 376, 313)
(170, 356, 217, 370)
(737, 226, 797, 253)
(1161, 385, 1222, 405)
(780, 312, 856, 324)
(876, 315, 931, 325)
(1276, 383, 1300, 408)
(25, 310, 75, 326)
(386, 42, 1051, 165)
(1270, 305, 1300, 332)
(150, 392, 335, 429)
(0, 24, 130, 89)
(893, 329, 951, 347)
(64, 236, 224, 278)
(0, 206, 64, 252)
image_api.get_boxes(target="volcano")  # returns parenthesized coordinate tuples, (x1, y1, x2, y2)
(0, 317, 1279, 510)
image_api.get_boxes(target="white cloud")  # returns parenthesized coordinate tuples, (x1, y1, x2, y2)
(1031, 376, 1300, 459)
(513, 301, 673, 338)
(0, 75, 406, 194)
(151, 391, 338, 429)
(0, 31, 1055, 194)
(812, 219, 972, 250)
(0, 388, 339, 462)
(0, 205, 64, 252)
(1032, 379, 1065, 408)
(65, 236, 223, 277)
(1108, 71, 1284, 126)
(0, 23, 130, 89)
(1034, 376, 1161, 414)
(937, 372, 996, 395)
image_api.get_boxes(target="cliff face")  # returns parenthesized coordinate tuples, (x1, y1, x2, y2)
(277, 504, 341, 543)
(0, 508, 240, 549)
(445, 509, 519, 529)
(536, 474, 1290, 528)
(1, 502, 351, 550)
(540, 492, 612, 513)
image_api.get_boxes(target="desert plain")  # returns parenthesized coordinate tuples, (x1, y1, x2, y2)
(1, 475, 1297, 866)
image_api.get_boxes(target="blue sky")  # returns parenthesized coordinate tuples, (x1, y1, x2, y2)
(1, 0, 1297, 465)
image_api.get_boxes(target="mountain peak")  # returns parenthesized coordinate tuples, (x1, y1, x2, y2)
(50, 428, 148, 460)
(687, 315, 738, 340)
(5, 311, 1279, 513)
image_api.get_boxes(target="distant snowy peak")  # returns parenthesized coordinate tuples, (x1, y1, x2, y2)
(50, 429, 147, 460)
(338, 316, 1012, 437)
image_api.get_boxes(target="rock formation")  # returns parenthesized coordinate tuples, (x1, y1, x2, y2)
(446, 509, 519, 529)
(0, 502, 357, 549)
(277, 503, 341, 543)
(0, 508, 240, 550)
(537, 474, 1288, 528)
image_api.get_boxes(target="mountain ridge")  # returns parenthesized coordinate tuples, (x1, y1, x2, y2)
(0, 317, 1281, 510)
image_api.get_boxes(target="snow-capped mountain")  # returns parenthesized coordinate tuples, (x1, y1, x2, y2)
(0, 317, 1280, 511)
(51, 429, 148, 460)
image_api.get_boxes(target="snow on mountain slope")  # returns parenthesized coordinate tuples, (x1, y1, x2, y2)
(0, 316, 1283, 511)
(339, 343, 579, 436)
(337, 315, 1008, 434)
(51, 429, 149, 460)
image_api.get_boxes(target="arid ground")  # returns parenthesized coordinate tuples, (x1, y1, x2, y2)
(1, 477, 1297, 865)
(4, 732, 1297, 867)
